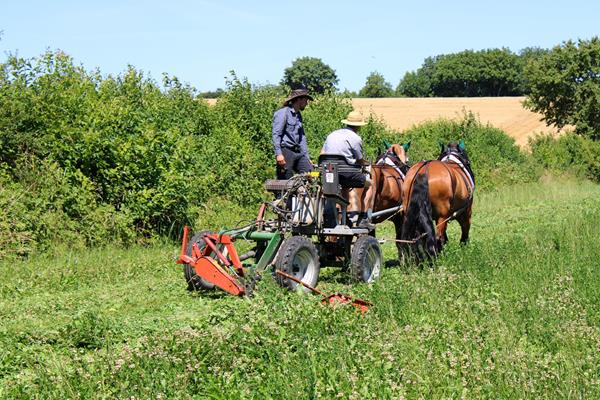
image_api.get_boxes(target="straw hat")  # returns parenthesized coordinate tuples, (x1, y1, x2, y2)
(341, 111, 367, 126)
(283, 88, 314, 105)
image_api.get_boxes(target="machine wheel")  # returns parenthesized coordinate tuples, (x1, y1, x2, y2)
(275, 236, 320, 292)
(184, 231, 216, 291)
(350, 235, 382, 283)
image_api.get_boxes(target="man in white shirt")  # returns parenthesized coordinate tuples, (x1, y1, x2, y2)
(320, 111, 373, 229)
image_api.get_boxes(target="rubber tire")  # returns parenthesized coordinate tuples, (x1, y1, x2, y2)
(350, 235, 382, 283)
(184, 231, 216, 291)
(275, 236, 320, 292)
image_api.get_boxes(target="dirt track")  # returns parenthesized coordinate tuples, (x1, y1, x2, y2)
(352, 97, 566, 147)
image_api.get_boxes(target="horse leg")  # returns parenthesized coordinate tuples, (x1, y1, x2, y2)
(457, 206, 472, 244)
(392, 214, 405, 261)
(435, 216, 449, 252)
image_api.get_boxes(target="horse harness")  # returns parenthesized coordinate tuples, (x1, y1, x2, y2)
(375, 151, 407, 178)
(439, 152, 475, 220)
(406, 154, 474, 223)
(373, 150, 407, 195)
(440, 152, 475, 201)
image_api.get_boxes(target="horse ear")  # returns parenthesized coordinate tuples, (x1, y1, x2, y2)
(439, 141, 445, 152)
(458, 139, 466, 151)
(402, 141, 411, 151)
(383, 140, 391, 149)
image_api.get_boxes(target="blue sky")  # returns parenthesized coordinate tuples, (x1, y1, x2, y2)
(1, 0, 598, 92)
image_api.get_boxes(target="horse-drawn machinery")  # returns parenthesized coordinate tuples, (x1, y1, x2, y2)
(176, 139, 474, 302)
(176, 156, 402, 299)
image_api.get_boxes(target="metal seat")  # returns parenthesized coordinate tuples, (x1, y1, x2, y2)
(318, 155, 348, 205)
(264, 179, 295, 193)
(318, 154, 358, 173)
(318, 154, 351, 228)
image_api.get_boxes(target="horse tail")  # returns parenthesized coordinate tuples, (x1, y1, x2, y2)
(401, 171, 437, 260)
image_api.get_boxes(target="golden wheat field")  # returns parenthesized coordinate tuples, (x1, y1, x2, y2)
(207, 97, 566, 147)
(352, 97, 566, 147)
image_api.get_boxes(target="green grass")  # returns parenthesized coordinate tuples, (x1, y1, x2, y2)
(1, 177, 600, 399)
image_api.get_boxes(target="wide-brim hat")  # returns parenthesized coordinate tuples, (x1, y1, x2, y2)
(341, 110, 367, 126)
(284, 88, 314, 105)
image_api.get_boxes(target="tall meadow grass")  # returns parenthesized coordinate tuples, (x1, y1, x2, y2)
(1, 178, 599, 399)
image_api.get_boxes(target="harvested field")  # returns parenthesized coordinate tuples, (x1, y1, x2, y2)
(207, 97, 568, 147)
(352, 97, 568, 147)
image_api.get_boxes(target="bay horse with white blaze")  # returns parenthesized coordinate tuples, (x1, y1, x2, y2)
(400, 140, 475, 261)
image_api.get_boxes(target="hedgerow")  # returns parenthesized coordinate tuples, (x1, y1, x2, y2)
(529, 132, 600, 182)
(0, 50, 558, 258)
(394, 111, 541, 191)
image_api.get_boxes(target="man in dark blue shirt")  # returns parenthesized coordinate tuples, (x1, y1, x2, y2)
(272, 88, 314, 179)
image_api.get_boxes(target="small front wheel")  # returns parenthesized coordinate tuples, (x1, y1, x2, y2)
(350, 235, 382, 283)
(275, 236, 320, 292)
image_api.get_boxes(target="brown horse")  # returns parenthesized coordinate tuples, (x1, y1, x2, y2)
(400, 141, 474, 261)
(349, 142, 410, 256)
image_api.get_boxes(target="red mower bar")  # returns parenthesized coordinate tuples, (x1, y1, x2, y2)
(177, 226, 247, 296)
(275, 270, 371, 313)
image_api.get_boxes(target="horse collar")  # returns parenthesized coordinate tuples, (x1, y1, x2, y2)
(441, 153, 475, 190)
(377, 152, 406, 179)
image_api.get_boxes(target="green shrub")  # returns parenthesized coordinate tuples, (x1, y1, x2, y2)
(0, 50, 549, 259)
(529, 132, 600, 182)
(195, 126, 271, 205)
(398, 112, 540, 190)
(303, 91, 353, 155)
(0, 157, 134, 259)
(210, 73, 292, 157)
(0, 51, 214, 243)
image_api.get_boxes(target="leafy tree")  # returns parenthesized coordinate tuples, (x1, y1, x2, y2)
(396, 57, 436, 97)
(477, 48, 522, 96)
(339, 88, 358, 97)
(198, 88, 224, 98)
(397, 49, 529, 97)
(518, 46, 551, 64)
(524, 37, 600, 139)
(429, 49, 522, 96)
(281, 57, 338, 94)
(358, 71, 393, 98)
(517, 47, 551, 94)
(396, 70, 430, 97)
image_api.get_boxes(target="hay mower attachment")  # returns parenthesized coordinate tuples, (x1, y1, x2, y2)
(177, 225, 282, 296)
(177, 164, 399, 309)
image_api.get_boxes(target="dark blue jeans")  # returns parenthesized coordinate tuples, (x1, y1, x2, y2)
(276, 147, 313, 179)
